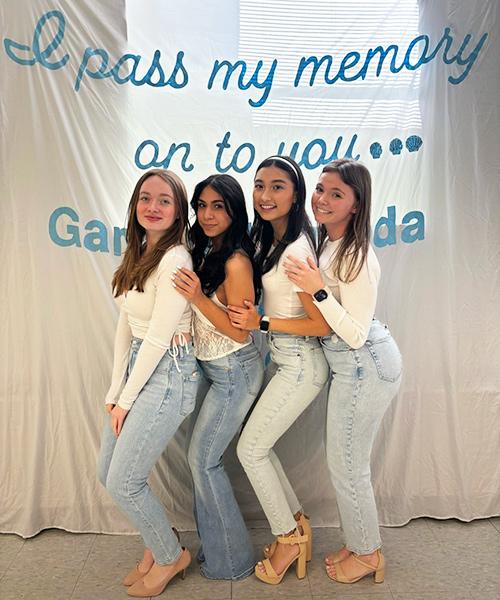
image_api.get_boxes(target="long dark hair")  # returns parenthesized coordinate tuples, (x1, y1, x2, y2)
(251, 155, 315, 274)
(112, 169, 189, 297)
(317, 159, 371, 283)
(189, 174, 261, 301)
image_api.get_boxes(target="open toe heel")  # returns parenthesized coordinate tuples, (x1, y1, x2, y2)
(328, 549, 385, 585)
(255, 528, 308, 585)
(263, 513, 312, 562)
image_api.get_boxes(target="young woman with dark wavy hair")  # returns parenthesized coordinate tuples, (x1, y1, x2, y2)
(172, 174, 263, 580)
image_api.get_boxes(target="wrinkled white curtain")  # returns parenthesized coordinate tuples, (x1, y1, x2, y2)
(1, 0, 499, 537)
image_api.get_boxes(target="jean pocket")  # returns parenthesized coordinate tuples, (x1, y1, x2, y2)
(180, 368, 200, 416)
(269, 338, 300, 359)
(310, 347, 329, 388)
(320, 335, 351, 353)
(204, 354, 230, 371)
(367, 338, 402, 383)
(240, 354, 264, 395)
(237, 345, 262, 370)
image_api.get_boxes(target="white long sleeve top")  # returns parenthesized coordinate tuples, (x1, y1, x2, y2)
(104, 245, 193, 410)
(313, 239, 380, 349)
(263, 234, 316, 318)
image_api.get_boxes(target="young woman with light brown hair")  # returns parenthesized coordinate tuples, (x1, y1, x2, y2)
(285, 159, 402, 585)
(97, 169, 200, 598)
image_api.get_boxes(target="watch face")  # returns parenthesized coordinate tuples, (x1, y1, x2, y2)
(314, 289, 328, 302)
(259, 317, 270, 332)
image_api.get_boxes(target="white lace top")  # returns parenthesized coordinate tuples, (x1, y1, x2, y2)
(192, 293, 251, 361)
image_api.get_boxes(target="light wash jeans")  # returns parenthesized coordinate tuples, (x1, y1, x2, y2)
(97, 337, 200, 565)
(187, 342, 264, 580)
(237, 333, 329, 535)
(321, 320, 402, 554)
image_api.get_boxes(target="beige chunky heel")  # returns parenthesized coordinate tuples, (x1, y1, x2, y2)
(327, 549, 385, 584)
(263, 512, 312, 562)
(255, 528, 308, 585)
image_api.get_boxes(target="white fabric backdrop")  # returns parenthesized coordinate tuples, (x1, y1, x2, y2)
(1, 0, 499, 537)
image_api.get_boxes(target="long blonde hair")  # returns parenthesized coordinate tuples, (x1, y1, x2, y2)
(112, 169, 189, 297)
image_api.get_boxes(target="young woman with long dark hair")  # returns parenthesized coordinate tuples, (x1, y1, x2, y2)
(172, 174, 263, 580)
(97, 169, 200, 598)
(284, 159, 402, 585)
(228, 156, 331, 585)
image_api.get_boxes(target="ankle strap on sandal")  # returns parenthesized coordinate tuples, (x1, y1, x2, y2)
(277, 531, 309, 545)
(352, 549, 382, 570)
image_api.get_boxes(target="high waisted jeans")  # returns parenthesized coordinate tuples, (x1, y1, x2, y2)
(187, 341, 264, 580)
(321, 320, 402, 554)
(237, 333, 329, 535)
(97, 337, 200, 565)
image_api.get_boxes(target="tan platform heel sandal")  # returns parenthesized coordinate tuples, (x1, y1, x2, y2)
(263, 513, 312, 562)
(255, 529, 308, 585)
(327, 549, 385, 584)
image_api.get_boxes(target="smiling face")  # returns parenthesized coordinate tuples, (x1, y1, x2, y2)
(312, 171, 357, 240)
(253, 165, 295, 238)
(196, 185, 232, 247)
(135, 175, 177, 244)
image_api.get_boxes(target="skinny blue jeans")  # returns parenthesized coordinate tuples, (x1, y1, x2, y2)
(321, 320, 402, 554)
(97, 337, 200, 565)
(188, 342, 264, 580)
(237, 333, 329, 535)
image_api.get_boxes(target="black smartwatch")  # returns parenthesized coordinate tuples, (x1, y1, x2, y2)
(259, 315, 270, 332)
(313, 288, 328, 302)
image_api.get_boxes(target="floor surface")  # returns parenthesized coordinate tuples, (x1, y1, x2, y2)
(1, 518, 499, 599)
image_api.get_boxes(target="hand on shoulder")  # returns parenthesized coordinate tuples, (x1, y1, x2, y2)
(284, 255, 325, 295)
